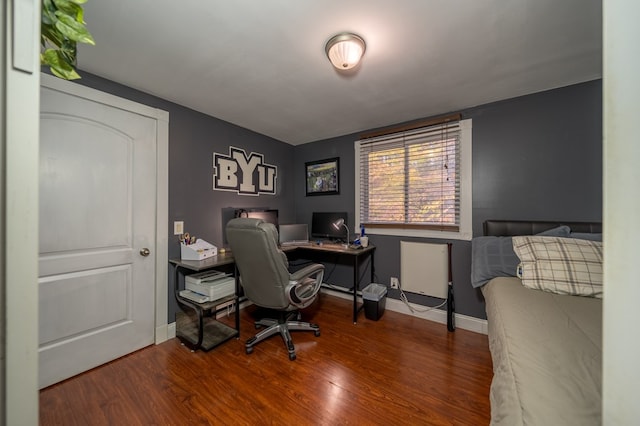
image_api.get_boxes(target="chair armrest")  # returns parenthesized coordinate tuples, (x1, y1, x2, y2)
(290, 263, 324, 282)
(286, 263, 325, 309)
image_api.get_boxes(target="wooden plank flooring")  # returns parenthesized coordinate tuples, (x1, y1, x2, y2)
(40, 294, 493, 425)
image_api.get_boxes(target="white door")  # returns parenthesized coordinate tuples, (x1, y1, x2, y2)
(38, 83, 157, 389)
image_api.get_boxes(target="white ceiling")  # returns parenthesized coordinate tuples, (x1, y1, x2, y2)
(78, 0, 602, 145)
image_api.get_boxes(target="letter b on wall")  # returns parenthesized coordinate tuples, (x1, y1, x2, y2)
(213, 146, 277, 196)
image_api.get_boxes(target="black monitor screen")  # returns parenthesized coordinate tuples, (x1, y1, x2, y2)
(311, 211, 348, 240)
(244, 209, 279, 230)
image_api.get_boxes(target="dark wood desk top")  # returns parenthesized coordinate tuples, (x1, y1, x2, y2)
(169, 251, 235, 271)
(292, 242, 375, 256)
(169, 243, 375, 272)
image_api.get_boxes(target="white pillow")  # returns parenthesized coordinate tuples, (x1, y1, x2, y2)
(512, 236, 603, 298)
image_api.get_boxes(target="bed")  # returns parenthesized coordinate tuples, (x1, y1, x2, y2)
(473, 220, 603, 426)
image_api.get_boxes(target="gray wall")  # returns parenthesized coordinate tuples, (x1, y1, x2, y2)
(73, 72, 602, 321)
(294, 79, 602, 319)
(73, 72, 296, 321)
(471, 80, 602, 231)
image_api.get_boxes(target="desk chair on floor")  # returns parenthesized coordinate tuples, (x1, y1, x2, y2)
(226, 218, 325, 360)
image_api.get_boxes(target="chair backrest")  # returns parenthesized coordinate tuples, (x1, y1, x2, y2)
(226, 218, 292, 310)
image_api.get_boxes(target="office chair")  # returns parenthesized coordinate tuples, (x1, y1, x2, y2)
(226, 218, 325, 360)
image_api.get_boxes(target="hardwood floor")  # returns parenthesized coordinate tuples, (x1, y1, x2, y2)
(40, 294, 493, 425)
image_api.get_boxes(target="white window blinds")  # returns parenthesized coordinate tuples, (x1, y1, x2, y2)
(357, 120, 461, 231)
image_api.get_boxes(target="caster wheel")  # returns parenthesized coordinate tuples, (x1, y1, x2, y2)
(255, 324, 261, 329)
(289, 353, 296, 361)
(246, 347, 254, 355)
(314, 330, 321, 337)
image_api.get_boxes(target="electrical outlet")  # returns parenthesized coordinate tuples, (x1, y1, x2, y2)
(174, 221, 184, 235)
(390, 277, 399, 289)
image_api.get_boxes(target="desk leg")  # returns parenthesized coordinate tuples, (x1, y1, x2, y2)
(234, 264, 240, 336)
(174, 265, 204, 351)
(370, 250, 375, 283)
(353, 256, 359, 324)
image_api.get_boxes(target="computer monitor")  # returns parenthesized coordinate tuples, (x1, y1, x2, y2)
(242, 209, 279, 230)
(311, 211, 348, 240)
(279, 224, 309, 245)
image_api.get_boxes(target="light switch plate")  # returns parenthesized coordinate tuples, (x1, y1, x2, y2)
(174, 221, 184, 235)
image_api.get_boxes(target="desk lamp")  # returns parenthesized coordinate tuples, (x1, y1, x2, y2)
(332, 218, 349, 248)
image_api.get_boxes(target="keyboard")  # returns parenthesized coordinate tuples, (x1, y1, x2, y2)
(280, 240, 312, 247)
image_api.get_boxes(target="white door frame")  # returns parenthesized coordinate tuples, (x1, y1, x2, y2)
(40, 73, 170, 345)
(3, 0, 41, 423)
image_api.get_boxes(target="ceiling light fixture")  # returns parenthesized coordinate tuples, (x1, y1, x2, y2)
(325, 33, 366, 70)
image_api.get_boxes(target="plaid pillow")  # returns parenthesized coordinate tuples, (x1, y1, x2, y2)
(512, 236, 603, 298)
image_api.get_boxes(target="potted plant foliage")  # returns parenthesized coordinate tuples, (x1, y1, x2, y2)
(40, 0, 95, 80)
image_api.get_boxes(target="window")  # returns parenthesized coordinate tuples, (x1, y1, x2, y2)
(355, 118, 472, 240)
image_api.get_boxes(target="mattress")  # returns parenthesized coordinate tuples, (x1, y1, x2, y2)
(482, 277, 602, 425)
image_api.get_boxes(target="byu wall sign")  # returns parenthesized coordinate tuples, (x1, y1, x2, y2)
(213, 147, 277, 196)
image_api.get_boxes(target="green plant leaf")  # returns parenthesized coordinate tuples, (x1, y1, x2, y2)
(52, 0, 84, 23)
(42, 0, 56, 15)
(59, 40, 77, 66)
(41, 48, 81, 80)
(41, 23, 63, 48)
(41, 0, 94, 80)
(41, 0, 58, 25)
(54, 12, 95, 45)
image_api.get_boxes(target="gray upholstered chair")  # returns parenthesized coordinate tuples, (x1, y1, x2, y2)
(226, 218, 325, 360)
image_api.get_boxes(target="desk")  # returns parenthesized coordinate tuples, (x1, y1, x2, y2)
(169, 243, 375, 350)
(286, 243, 376, 323)
(170, 253, 239, 351)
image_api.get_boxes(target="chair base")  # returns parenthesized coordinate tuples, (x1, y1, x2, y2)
(245, 311, 320, 361)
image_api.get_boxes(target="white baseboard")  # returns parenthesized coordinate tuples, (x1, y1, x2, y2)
(320, 287, 488, 335)
(164, 289, 487, 343)
(155, 324, 169, 344)
(166, 322, 176, 339)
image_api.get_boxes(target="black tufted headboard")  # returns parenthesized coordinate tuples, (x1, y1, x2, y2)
(483, 220, 602, 237)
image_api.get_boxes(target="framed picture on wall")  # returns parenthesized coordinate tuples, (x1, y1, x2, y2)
(305, 157, 340, 196)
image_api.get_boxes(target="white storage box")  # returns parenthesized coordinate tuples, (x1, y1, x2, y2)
(180, 239, 217, 260)
(185, 272, 235, 301)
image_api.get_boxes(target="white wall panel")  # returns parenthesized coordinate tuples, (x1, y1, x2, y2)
(400, 241, 448, 299)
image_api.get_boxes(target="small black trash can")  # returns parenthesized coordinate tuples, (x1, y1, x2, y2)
(362, 283, 387, 320)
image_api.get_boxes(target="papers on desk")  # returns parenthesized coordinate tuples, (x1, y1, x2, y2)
(179, 289, 209, 303)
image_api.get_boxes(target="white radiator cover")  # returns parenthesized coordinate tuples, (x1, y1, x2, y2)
(400, 241, 448, 299)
